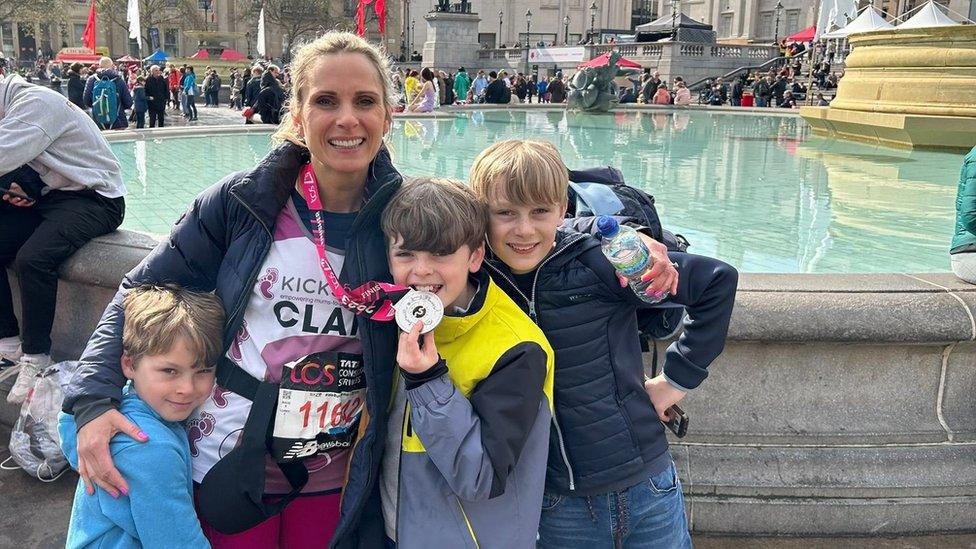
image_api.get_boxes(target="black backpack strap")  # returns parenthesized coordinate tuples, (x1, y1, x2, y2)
(216, 356, 260, 399)
(199, 356, 310, 534)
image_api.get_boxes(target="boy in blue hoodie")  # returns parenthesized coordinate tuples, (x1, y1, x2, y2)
(470, 140, 738, 548)
(58, 285, 224, 548)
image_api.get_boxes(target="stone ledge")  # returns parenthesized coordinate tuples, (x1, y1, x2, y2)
(22, 230, 976, 345)
(672, 443, 976, 499)
(687, 494, 976, 535)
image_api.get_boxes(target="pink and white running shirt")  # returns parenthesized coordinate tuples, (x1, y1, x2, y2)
(188, 199, 365, 495)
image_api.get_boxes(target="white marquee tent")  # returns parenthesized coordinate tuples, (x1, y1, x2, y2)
(815, 0, 859, 40)
(821, 7, 893, 39)
(897, 0, 958, 29)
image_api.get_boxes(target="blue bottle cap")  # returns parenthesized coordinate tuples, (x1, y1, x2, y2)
(597, 215, 620, 238)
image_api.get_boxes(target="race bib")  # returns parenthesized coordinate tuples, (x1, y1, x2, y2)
(271, 351, 366, 462)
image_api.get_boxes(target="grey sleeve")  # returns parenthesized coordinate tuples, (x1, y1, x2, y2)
(406, 343, 548, 500)
(406, 374, 496, 501)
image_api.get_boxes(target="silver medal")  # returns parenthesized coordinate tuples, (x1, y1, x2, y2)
(394, 290, 444, 334)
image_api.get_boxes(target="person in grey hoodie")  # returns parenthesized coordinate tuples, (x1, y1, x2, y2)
(0, 57, 126, 404)
(82, 57, 133, 130)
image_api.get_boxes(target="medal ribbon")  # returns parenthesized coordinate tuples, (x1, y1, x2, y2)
(299, 164, 406, 321)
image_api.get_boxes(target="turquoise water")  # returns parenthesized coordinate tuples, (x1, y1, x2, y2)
(110, 110, 964, 273)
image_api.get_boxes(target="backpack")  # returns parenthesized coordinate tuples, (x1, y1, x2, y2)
(91, 76, 120, 129)
(567, 166, 689, 347)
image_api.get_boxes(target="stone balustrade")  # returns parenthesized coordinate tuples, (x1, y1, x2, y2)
(470, 41, 777, 85)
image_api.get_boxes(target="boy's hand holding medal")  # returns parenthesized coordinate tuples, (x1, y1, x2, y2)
(396, 321, 439, 374)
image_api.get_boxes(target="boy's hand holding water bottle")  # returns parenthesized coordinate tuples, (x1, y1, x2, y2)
(598, 217, 678, 303)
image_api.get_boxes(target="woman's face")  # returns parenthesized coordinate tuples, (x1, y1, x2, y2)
(294, 53, 392, 184)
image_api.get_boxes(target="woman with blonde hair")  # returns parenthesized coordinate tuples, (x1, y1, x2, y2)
(63, 31, 404, 548)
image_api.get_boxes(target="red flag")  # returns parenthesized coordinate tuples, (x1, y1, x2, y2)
(356, 0, 374, 37)
(82, 0, 97, 51)
(374, 0, 386, 34)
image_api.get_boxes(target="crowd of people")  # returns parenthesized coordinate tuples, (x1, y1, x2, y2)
(626, 59, 839, 110)
(393, 66, 570, 110)
(17, 55, 296, 129)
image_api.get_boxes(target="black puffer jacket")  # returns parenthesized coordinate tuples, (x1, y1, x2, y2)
(64, 142, 403, 548)
(485, 230, 738, 496)
(254, 72, 285, 125)
(66, 70, 85, 109)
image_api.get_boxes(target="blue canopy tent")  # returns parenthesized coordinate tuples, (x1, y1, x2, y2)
(143, 49, 169, 62)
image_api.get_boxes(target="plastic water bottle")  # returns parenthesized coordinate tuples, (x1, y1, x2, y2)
(598, 216, 667, 304)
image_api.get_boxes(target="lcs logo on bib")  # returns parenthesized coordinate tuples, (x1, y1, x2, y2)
(290, 360, 337, 386)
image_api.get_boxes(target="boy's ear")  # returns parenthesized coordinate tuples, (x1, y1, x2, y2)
(121, 352, 136, 380)
(469, 242, 486, 273)
(560, 200, 569, 219)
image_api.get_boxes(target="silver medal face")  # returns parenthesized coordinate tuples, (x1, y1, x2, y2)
(394, 290, 444, 334)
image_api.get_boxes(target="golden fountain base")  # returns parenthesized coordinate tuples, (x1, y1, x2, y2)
(800, 25, 976, 151)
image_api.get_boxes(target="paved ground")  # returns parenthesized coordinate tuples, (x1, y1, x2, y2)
(0, 421, 973, 548)
(128, 103, 256, 129)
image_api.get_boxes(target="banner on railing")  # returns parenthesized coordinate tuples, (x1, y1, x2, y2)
(528, 47, 585, 63)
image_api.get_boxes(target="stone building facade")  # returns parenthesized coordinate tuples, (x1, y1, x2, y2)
(402, 0, 635, 56)
(662, 0, 974, 44)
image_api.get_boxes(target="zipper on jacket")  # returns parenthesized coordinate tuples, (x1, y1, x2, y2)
(394, 384, 406, 541)
(455, 497, 481, 548)
(337, 235, 377, 538)
(483, 233, 585, 492)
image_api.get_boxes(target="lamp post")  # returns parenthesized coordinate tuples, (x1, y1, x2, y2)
(589, 1, 598, 44)
(563, 15, 570, 45)
(525, 9, 532, 76)
(245, 31, 252, 58)
(774, 0, 784, 45)
(498, 10, 503, 48)
(410, 19, 416, 55)
(670, 0, 680, 41)
(404, 0, 411, 55)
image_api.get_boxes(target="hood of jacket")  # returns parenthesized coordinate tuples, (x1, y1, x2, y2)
(95, 68, 121, 80)
(58, 412, 81, 469)
(0, 73, 31, 120)
(260, 71, 280, 89)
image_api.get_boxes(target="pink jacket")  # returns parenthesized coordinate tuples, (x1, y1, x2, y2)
(674, 87, 692, 105)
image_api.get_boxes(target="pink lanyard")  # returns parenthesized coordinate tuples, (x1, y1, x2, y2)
(299, 164, 405, 321)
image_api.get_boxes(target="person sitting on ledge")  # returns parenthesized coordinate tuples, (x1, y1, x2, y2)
(0, 56, 126, 403)
(951, 146, 976, 284)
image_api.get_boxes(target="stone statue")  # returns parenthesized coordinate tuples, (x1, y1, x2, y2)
(566, 51, 641, 112)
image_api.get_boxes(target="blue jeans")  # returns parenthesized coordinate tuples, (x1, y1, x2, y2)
(537, 462, 691, 549)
